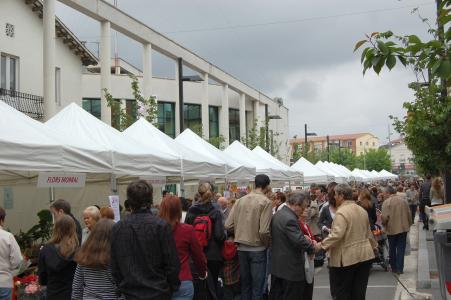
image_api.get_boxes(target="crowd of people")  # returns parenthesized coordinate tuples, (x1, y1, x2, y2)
(0, 174, 446, 300)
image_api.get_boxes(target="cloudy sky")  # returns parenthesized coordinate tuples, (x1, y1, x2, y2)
(56, 0, 436, 143)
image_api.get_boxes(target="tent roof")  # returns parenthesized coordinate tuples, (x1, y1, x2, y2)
(124, 120, 226, 178)
(175, 129, 255, 180)
(252, 146, 302, 180)
(46, 103, 181, 176)
(224, 141, 291, 181)
(291, 157, 332, 184)
(315, 161, 347, 183)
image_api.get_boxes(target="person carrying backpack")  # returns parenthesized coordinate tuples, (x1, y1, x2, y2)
(185, 182, 226, 299)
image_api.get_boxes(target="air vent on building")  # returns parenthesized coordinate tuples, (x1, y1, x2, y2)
(5, 23, 14, 38)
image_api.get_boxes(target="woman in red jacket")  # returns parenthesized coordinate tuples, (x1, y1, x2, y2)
(159, 195, 207, 300)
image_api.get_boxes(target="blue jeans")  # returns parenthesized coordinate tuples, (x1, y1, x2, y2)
(0, 288, 12, 300)
(172, 280, 194, 300)
(238, 250, 267, 300)
(388, 232, 407, 273)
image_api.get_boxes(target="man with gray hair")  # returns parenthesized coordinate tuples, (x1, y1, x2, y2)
(382, 185, 412, 275)
(270, 191, 315, 300)
(315, 183, 377, 300)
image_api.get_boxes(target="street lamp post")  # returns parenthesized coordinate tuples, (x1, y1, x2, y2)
(304, 123, 317, 156)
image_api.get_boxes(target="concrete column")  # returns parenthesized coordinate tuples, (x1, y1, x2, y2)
(220, 83, 229, 145)
(174, 61, 181, 135)
(43, 0, 56, 120)
(142, 43, 152, 99)
(253, 100, 260, 128)
(201, 73, 209, 138)
(100, 21, 112, 125)
(239, 93, 246, 140)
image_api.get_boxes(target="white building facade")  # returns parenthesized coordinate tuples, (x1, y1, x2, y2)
(388, 139, 416, 176)
(0, 0, 290, 161)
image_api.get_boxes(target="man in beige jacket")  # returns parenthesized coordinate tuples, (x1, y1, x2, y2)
(315, 183, 377, 300)
(225, 174, 273, 300)
(382, 185, 412, 275)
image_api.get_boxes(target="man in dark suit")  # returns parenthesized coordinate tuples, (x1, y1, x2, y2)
(270, 191, 315, 300)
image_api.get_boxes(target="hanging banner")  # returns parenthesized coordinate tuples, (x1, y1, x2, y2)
(140, 176, 166, 186)
(108, 195, 121, 223)
(37, 172, 86, 188)
(3, 187, 13, 209)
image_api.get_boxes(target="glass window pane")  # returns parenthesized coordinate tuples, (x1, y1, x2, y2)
(158, 102, 175, 138)
(183, 103, 201, 132)
(209, 106, 219, 138)
(82, 98, 101, 119)
(1, 55, 6, 89)
(9, 57, 16, 91)
(229, 108, 240, 142)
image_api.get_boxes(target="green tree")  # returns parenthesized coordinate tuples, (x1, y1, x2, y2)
(354, 0, 451, 200)
(242, 119, 282, 158)
(329, 147, 356, 170)
(103, 74, 158, 131)
(355, 148, 392, 171)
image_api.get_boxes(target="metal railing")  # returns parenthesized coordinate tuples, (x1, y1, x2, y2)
(0, 88, 44, 120)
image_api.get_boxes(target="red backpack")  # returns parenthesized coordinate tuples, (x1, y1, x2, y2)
(193, 215, 212, 248)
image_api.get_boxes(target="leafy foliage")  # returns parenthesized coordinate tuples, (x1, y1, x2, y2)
(103, 74, 158, 131)
(14, 210, 53, 257)
(242, 119, 282, 158)
(355, 148, 392, 171)
(354, 0, 451, 176)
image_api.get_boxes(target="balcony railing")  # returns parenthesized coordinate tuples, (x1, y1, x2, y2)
(0, 88, 44, 120)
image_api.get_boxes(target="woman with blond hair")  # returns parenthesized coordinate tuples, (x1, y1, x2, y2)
(38, 214, 78, 300)
(159, 196, 207, 300)
(82, 206, 100, 244)
(430, 177, 444, 206)
(185, 182, 226, 299)
(357, 188, 377, 227)
(72, 219, 123, 299)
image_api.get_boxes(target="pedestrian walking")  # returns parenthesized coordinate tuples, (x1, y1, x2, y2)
(382, 185, 412, 275)
(38, 214, 79, 300)
(81, 206, 100, 244)
(159, 195, 208, 300)
(315, 183, 377, 300)
(357, 189, 377, 227)
(111, 180, 180, 300)
(0, 207, 23, 300)
(49, 199, 83, 244)
(430, 177, 444, 206)
(419, 176, 432, 230)
(185, 182, 226, 299)
(72, 219, 124, 299)
(269, 191, 315, 300)
(225, 174, 273, 300)
(406, 184, 419, 223)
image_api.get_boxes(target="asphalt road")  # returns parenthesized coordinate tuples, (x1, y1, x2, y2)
(313, 262, 397, 300)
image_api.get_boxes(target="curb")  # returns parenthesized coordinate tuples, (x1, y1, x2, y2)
(417, 223, 431, 289)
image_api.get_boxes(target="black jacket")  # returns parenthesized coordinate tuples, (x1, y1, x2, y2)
(318, 203, 334, 234)
(111, 210, 180, 300)
(270, 206, 314, 282)
(38, 244, 76, 300)
(185, 201, 226, 262)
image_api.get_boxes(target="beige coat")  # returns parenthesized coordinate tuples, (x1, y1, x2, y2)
(321, 201, 376, 267)
(382, 194, 412, 235)
(225, 191, 272, 247)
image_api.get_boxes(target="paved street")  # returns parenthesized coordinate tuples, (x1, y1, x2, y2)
(313, 263, 397, 299)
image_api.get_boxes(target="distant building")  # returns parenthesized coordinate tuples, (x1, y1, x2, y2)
(381, 138, 416, 176)
(289, 133, 379, 156)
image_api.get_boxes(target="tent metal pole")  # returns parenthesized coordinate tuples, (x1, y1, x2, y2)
(49, 187, 55, 203)
(110, 174, 117, 194)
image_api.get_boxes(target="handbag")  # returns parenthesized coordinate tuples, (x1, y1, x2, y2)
(304, 252, 314, 284)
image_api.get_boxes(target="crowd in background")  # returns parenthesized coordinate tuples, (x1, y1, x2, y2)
(0, 174, 445, 300)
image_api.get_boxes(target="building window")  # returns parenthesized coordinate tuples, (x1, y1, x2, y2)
(157, 101, 175, 138)
(126, 100, 137, 121)
(183, 103, 201, 132)
(55, 67, 61, 105)
(82, 98, 101, 119)
(372, 142, 375, 146)
(229, 108, 240, 142)
(209, 106, 219, 138)
(0, 54, 19, 91)
(348, 141, 352, 147)
(360, 141, 362, 146)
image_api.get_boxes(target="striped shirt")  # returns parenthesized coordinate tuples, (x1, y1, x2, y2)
(71, 265, 124, 300)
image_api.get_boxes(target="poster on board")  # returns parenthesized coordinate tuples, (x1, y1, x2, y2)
(108, 195, 121, 223)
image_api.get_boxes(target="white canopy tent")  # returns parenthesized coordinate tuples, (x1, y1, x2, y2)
(315, 161, 347, 183)
(351, 169, 371, 182)
(224, 141, 292, 181)
(323, 162, 353, 181)
(46, 103, 181, 176)
(379, 169, 398, 180)
(252, 146, 303, 181)
(0, 101, 112, 175)
(371, 170, 383, 180)
(291, 157, 332, 184)
(123, 119, 226, 178)
(175, 129, 255, 181)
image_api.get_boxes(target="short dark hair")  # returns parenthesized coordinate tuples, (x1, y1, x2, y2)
(386, 185, 396, 195)
(50, 199, 71, 214)
(286, 191, 310, 206)
(255, 174, 270, 189)
(127, 180, 153, 211)
(0, 207, 5, 222)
